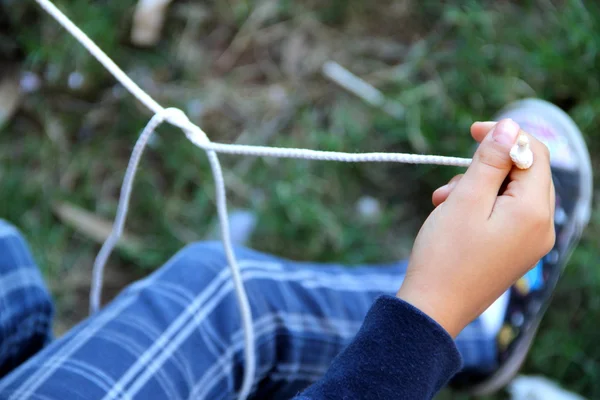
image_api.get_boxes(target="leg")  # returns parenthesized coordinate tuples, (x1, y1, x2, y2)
(0, 241, 495, 399)
(0, 220, 53, 378)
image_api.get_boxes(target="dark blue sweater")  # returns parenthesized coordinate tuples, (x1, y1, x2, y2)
(294, 295, 462, 399)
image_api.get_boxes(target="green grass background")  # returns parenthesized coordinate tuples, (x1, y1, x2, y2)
(1, 0, 600, 398)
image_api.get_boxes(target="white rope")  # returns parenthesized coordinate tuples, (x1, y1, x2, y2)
(190, 136, 472, 166)
(35, 0, 163, 115)
(89, 109, 170, 315)
(35, 1, 257, 396)
(87, 108, 257, 400)
(34, 1, 532, 399)
(34, 0, 474, 168)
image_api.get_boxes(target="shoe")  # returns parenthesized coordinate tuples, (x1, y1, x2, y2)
(452, 99, 594, 395)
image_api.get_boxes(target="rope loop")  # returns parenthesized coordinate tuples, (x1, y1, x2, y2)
(33, 2, 532, 399)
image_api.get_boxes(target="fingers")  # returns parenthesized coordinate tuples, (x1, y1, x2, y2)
(500, 131, 554, 223)
(471, 121, 496, 143)
(452, 119, 521, 212)
(506, 131, 553, 197)
(550, 179, 556, 216)
(492, 131, 555, 251)
(432, 174, 464, 207)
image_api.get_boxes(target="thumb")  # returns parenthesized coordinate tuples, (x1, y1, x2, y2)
(454, 118, 520, 209)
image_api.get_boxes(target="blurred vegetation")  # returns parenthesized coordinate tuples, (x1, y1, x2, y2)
(1, 0, 600, 398)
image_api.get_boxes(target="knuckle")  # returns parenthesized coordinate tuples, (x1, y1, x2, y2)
(539, 143, 551, 162)
(514, 200, 551, 229)
(510, 203, 530, 222)
(543, 143, 550, 159)
(535, 139, 550, 161)
(450, 174, 464, 184)
(545, 228, 557, 253)
(475, 146, 510, 171)
(452, 185, 480, 205)
(526, 205, 554, 251)
(529, 135, 551, 162)
(531, 207, 551, 228)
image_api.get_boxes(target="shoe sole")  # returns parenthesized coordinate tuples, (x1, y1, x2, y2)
(468, 99, 594, 396)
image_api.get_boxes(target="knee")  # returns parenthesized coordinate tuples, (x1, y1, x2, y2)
(165, 241, 272, 275)
(152, 241, 247, 292)
(177, 241, 229, 267)
(146, 241, 281, 301)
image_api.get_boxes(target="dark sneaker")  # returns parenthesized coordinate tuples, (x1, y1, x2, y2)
(453, 99, 593, 395)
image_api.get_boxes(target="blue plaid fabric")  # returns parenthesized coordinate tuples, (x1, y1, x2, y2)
(0, 221, 53, 379)
(0, 220, 496, 399)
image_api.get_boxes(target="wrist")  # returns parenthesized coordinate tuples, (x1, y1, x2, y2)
(396, 284, 464, 338)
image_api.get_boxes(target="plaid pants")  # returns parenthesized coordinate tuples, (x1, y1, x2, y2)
(0, 220, 496, 399)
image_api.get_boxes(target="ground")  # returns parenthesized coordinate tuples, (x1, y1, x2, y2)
(1, 0, 600, 398)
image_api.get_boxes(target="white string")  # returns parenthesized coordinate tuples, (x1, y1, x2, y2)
(89, 109, 170, 315)
(33, 0, 474, 168)
(34, 1, 489, 399)
(35, 1, 257, 396)
(35, 0, 162, 115)
(88, 108, 257, 400)
(190, 136, 472, 166)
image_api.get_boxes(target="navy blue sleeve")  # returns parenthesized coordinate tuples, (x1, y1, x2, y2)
(294, 295, 463, 400)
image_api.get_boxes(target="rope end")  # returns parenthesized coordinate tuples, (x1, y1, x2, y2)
(510, 133, 533, 169)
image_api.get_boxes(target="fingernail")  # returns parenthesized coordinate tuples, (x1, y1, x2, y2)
(435, 184, 448, 194)
(436, 180, 457, 195)
(474, 121, 496, 128)
(492, 118, 520, 146)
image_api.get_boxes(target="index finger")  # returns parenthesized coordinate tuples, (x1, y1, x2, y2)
(471, 121, 497, 143)
(503, 130, 553, 199)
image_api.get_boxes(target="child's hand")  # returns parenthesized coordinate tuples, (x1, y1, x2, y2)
(397, 119, 555, 338)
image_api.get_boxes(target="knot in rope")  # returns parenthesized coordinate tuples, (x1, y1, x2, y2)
(34, 1, 535, 399)
(160, 107, 212, 147)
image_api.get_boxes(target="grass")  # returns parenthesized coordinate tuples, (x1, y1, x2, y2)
(1, 0, 600, 397)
